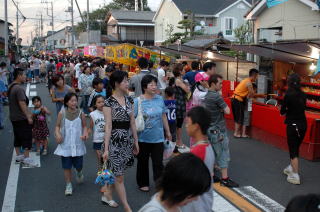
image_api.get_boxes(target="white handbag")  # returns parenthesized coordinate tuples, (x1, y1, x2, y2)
(135, 97, 145, 132)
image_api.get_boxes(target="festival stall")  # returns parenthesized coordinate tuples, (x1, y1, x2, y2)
(220, 40, 320, 161)
(105, 43, 171, 73)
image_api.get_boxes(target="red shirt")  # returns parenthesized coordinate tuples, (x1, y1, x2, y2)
(56, 62, 64, 75)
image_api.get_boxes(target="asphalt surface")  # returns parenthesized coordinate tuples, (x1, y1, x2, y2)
(0, 83, 319, 212)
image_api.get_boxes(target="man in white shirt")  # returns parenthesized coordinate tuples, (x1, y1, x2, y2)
(32, 55, 41, 83)
(157, 60, 169, 93)
(75, 59, 82, 79)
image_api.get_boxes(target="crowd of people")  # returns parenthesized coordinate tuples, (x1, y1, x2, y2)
(0, 53, 315, 212)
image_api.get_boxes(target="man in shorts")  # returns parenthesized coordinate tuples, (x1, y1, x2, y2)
(231, 69, 258, 138)
(204, 74, 238, 187)
(8, 68, 38, 167)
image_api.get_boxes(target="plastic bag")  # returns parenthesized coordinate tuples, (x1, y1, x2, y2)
(163, 140, 175, 160)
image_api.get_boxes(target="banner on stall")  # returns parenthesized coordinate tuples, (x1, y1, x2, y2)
(84, 46, 105, 57)
(105, 43, 170, 68)
(267, 0, 288, 8)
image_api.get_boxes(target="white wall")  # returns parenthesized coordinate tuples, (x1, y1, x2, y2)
(154, 0, 184, 45)
(254, 0, 320, 42)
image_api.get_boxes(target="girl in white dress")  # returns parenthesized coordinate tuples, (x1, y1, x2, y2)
(54, 92, 88, 196)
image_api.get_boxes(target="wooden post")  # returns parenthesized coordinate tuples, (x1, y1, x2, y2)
(236, 54, 239, 82)
(227, 61, 229, 80)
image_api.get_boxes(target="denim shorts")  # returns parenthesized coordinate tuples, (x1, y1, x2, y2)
(93, 142, 103, 150)
(211, 132, 230, 169)
(34, 69, 40, 77)
(61, 156, 83, 169)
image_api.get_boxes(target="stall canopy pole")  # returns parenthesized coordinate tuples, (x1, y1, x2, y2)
(227, 61, 229, 80)
(236, 54, 239, 82)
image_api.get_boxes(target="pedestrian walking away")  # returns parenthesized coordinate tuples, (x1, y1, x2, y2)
(280, 73, 307, 185)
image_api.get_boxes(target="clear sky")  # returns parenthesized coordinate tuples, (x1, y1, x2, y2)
(0, 0, 161, 45)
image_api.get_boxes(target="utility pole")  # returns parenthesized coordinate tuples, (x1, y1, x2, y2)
(87, 0, 90, 45)
(40, 13, 43, 37)
(51, 1, 54, 50)
(16, 2, 19, 55)
(140, 0, 144, 11)
(71, 0, 74, 48)
(4, 0, 9, 57)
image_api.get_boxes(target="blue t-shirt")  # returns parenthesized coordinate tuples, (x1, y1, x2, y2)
(183, 71, 198, 86)
(134, 95, 166, 143)
(0, 80, 7, 103)
(102, 77, 109, 89)
(164, 99, 176, 124)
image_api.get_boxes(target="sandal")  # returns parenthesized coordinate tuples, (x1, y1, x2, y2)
(233, 135, 241, 138)
(241, 135, 250, 138)
(139, 186, 150, 192)
(101, 196, 119, 208)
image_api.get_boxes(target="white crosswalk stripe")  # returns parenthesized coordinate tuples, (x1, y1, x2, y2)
(234, 186, 285, 212)
(213, 191, 240, 212)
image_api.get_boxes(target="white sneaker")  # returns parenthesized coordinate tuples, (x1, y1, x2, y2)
(22, 157, 39, 167)
(287, 173, 301, 185)
(76, 171, 84, 184)
(15, 155, 25, 163)
(283, 165, 293, 175)
(177, 145, 190, 153)
(65, 183, 73, 196)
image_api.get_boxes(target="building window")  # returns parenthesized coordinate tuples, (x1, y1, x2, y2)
(113, 26, 117, 34)
(224, 17, 236, 36)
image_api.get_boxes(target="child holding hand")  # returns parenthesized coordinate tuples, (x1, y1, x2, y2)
(32, 96, 50, 155)
(54, 92, 88, 196)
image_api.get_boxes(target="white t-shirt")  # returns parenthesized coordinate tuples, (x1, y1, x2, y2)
(90, 110, 105, 143)
(33, 58, 41, 69)
(157, 68, 166, 90)
(75, 63, 81, 79)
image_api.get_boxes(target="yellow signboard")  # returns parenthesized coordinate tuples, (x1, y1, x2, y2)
(105, 43, 170, 68)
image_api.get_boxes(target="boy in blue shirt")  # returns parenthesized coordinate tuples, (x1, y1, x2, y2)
(164, 86, 176, 143)
(0, 79, 7, 129)
(88, 78, 106, 112)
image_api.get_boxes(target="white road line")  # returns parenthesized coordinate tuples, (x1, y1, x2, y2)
(27, 210, 44, 212)
(29, 91, 37, 97)
(1, 151, 20, 212)
(22, 152, 41, 169)
(30, 85, 36, 89)
(213, 191, 240, 212)
(234, 186, 285, 212)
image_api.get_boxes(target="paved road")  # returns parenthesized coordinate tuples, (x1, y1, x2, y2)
(0, 83, 319, 212)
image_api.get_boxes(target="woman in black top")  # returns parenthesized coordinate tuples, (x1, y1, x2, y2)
(280, 73, 307, 185)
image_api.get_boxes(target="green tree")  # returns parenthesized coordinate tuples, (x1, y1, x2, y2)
(113, 0, 150, 10)
(234, 21, 253, 44)
(75, 0, 150, 34)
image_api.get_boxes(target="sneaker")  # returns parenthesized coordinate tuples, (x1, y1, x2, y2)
(15, 155, 25, 163)
(42, 149, 48, 156)
(213, 175, 221, 183)
(177, 145, 190, 153)
(76, 171, 84, 184)
(101, 196, 119, 208)
(287, 173, 301, 185)
(220, 178, 239, 188)
(283, 165, 293, 176)
(22, 157, 39, 167)
(65, 183, 73, 196)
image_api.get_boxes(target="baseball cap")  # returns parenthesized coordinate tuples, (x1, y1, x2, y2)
(195, 72, 209, 82)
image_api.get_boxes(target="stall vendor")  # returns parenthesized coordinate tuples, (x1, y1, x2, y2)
(231, 69, 259, 138)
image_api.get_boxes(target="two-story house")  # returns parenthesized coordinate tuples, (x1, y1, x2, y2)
(153, 0, 252, 45)
(45, 26, 79, 50)
(246, 0, 320, 43)
(106, 10, 155, 46)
